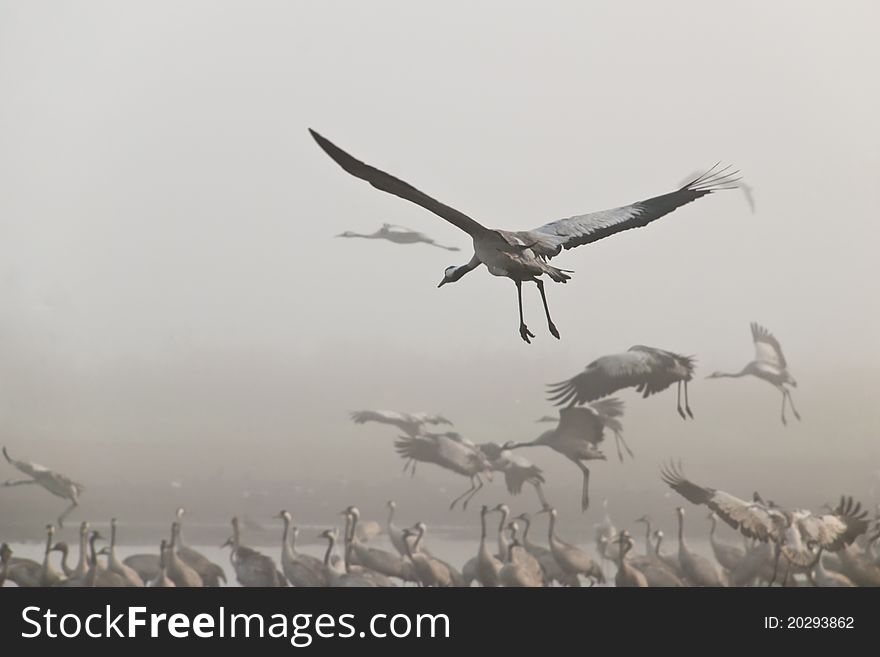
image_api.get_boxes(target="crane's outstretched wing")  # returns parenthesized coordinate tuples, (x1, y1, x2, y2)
(411, 413, 453, 426)
(526, 164, 739, 257)
(795, 497, 868, 551)
(2, 447, 50, 479)
(660, 462, 780, 542)
(547, 350, 656, 406)
(393, 436, 435, 464)
(750, 322, 787, 369)
(350, 410, 412, 426)
(310, 130, 490, 238)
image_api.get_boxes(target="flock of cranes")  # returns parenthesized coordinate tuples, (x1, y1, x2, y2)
(3, 496, 877, 587)
(343, 322, 804, 514)
(1, 127, 871, 590)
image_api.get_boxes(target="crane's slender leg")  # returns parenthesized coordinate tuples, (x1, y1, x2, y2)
(779, 388, 789, 426)
(683, 380, 694, 419)
(785, 389, 801, 421)
(514, 280, 534, 344)
(533, 481, 549, 509)
(569, 458, 591, 511)
(461, 475, 484, 510)
(57, 500, 78, 529)
(676, 382, 686, 419)
(534, 279, 560, 339)
(2, 479, 38, 487)
(613, 430, 634, 462)
(449, 477, 477, 510)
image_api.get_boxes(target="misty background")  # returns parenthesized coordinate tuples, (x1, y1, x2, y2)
(1, 1, 878, 541)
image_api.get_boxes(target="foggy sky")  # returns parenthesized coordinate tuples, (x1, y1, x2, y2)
(1, 1, 878, 532)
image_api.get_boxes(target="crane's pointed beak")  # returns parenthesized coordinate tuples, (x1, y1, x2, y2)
(437, 278, 447, 288)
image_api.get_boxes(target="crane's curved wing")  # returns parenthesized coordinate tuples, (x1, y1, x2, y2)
(660, 462, 780, 542)
(393, 436, 437, 464)
(547, 350, 656, 406)
(527, 165, 740, 258)
(750, 322, 787, 369)
(795, 497, 868, 551)
(2, 447, 50, 478)
(412, 413, 453, 426)
(555, 407, 605, 445)
(350, 410, 412, 427)
(310, 130, 490, 238)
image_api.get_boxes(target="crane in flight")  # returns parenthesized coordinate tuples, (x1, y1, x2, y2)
(2, 447, 84, 528)
(548, 345, 696, 419)
(707, 322, 801, 425)
(310, 129, 738, 343)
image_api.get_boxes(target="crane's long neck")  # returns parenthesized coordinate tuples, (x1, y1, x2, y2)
(713, 368, 749, 378)
(280, 517, 294, 562)
(617, 540, 627, 568)
(76, 529, 88, 574)
(479, 511, 489, 550)
(642, 521, 652, 556)
(387, 505, 396, 528)
(58, 543, 71, 574)
(44, 528, 53, 558)
(413, 527, 425, 554)
(496, 510, 509, 555)
(547, 512, 558, 549)
(520, 518, 536, 551)
(323, 536, 334, 568)
(677, 513, 687, 554)
(110, 521, 119, 561)
(654, 534, 663, 557)
(159, 542, 169, 576)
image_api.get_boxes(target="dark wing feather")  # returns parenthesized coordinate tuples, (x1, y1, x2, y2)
(310, 130, 489, 238)
(530, 164, 740, 256)
(547, 350, 655, 406)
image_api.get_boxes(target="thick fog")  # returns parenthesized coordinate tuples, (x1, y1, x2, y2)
(1, 1, 878, 537)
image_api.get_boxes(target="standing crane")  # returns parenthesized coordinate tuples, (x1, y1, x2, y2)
(547, 346, 697, 419)
(707, 322, 801, 425)
(539, 507, 605, 585)
(310, 129, 737, 343)
(2, 447, 84, 527)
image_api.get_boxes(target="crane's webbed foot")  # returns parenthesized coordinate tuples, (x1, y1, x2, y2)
(519, 324, 535, 344)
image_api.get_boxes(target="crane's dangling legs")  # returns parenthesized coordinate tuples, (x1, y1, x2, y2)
(57, 499, 78, 529)
(779, 388, 789, 426)
(535, 279, 560, 339)
(461, 475, 484, 510)
(569, 457, 591, 511)
(613, 430, 635, 462)
(676, 382, 687, 420)
(514, 280, 535, 344)
(785, 389, 801, 422)
(449, 476, 478, 510)
(683, 381, 694, 419)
